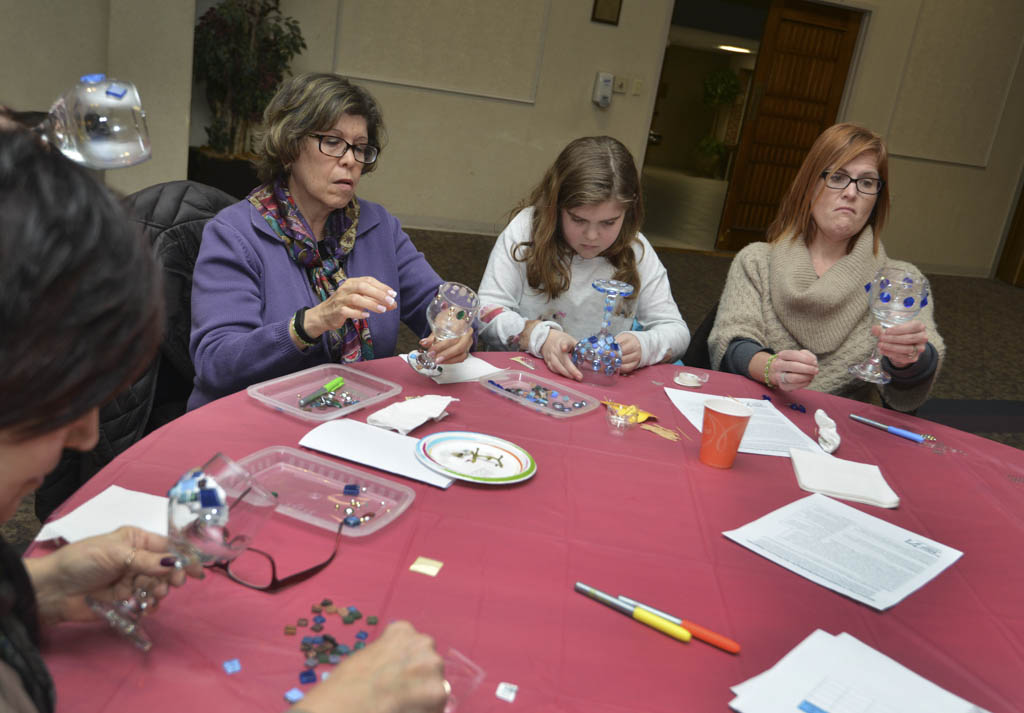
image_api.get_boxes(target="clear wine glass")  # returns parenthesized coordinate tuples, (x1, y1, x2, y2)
(570, 278, 635, 384)
(407, 281, 479, 377)
(87, 453, 276, 652)
(37, 73, 151, 169)
(848, 267, 929, 384)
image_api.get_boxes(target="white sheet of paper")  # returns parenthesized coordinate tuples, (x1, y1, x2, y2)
(425, 353, 502, 385)
(300, 419, 454, 488)
(663, 387, 821, 456)
(34, 485, 168, 542)
(790, 447, 900, 508)
(730, 629, 990, 713)
(723, 493, 962, 610)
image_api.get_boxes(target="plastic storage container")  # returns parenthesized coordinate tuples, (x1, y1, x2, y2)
(247, 364, 401, 422)
(478, 369, 600, 418)
(236, 446, 415, 537)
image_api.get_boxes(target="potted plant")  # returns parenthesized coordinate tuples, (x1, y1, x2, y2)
(190, 0, 306, 196)
(694, 68, 742, 179)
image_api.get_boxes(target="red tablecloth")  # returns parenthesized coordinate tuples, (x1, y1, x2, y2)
(33, 355, 1024, 712)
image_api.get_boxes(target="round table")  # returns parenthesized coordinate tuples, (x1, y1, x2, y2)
(32, 354, 1024, 712)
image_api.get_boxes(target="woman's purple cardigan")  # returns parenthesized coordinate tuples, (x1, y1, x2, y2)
(187, 197, 441, 410)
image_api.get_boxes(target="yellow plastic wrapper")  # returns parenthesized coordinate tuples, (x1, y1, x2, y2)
(601, 400, 655, 424)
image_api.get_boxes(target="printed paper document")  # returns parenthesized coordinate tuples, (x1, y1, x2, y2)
(723, 493, 962, 609)
(663, 387, 821, 456)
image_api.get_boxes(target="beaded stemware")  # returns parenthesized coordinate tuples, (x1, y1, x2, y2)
(407, 282, 479, 377)
(570, 279, 635, 384)
(848, 267, 929, 385)
(86, 453, 276, 651)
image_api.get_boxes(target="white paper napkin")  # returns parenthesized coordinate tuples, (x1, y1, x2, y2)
(35, 485, 168, 542)
(403, 353, 501, 384)
(789, 448, 900, 508)
(367, 395, 457, 435)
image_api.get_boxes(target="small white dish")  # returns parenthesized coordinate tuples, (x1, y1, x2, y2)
(673, 371, 709, 388)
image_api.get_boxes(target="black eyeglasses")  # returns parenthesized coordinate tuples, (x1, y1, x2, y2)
(309, 133, 379, 164)
(819, 170, 884, 195)
(210, 520, 344, 592)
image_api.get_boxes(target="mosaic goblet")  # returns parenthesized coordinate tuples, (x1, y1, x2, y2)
(408, 281, 479, 377)
(570, 278, 635, 384)
(86, 453, 276, 651)
(848, 267, 929, 385)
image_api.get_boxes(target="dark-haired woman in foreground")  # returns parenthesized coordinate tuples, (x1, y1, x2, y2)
(0, 131, 446, 713)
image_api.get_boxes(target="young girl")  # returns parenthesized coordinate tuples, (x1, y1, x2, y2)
(478, 136, 690, 380)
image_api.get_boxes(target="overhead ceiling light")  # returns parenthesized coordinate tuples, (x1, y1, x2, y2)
(718, 45, 752, 54)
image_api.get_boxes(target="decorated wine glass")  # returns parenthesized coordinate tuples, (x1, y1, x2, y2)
(407, 281, 480, 377)
(570, 278, 635, 384)
(87, 453, 276, 652)
(848, 267, 929, 384)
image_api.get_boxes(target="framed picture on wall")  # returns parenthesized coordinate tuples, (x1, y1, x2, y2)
(591, 0, 621, 26)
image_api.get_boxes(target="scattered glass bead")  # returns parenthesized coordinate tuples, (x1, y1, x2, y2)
(299, 670, 317, 684)
(356, 630, 369, 640)
(284, 626, 296, 635)
(284, 688, 305, 703)
(222, 658, 241, 674)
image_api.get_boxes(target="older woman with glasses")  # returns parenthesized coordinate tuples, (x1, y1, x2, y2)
(708, 123, 944, 412)
(189, 73, 472, 409)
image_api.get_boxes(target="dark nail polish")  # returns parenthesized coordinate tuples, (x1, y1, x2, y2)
(160, 556, 177, 567)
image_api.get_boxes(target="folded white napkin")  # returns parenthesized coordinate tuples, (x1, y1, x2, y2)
(366, 395, 457, 435)
(35, 485, 168, 542)
(789, 448, 900, 508)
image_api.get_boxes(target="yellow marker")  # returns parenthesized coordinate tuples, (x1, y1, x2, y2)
(575, 581, 691, 643)
(632, 605, 692, 642)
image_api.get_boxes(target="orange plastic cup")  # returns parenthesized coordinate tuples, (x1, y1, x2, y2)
(699, 398, 753, 469)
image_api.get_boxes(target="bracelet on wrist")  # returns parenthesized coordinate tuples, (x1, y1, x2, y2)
(763, 353, 779, 388)
(292, 308, 318, 348)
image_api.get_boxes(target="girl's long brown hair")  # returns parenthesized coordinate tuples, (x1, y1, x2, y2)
(766, 122, 890, 254)
(511, 136, 644, 304)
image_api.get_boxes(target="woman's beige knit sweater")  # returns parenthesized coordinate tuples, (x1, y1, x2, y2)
(708, 228, 944, 412)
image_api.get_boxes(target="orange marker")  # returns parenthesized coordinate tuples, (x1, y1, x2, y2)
(618, 595, 740, 654)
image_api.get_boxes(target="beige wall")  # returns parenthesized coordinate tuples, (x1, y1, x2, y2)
(0, 0, 194, 195)
(834, 0, 1024, 276)
(5, 0, 1023, 276)
(286, 0, 674, 235)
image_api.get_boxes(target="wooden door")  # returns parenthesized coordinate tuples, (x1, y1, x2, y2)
(716, 0, 862, 252)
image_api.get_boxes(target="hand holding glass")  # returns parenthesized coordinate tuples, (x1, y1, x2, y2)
(87, 453, 275, 651)
(848, 267, 929, 385)
(409, 282, 479, 376)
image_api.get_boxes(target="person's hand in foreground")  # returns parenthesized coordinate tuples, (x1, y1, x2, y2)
(295, 620, 448, 713)
(24, 526, 202, 626)
(872, 320, 928, 368)
(754, 349, 819, 392)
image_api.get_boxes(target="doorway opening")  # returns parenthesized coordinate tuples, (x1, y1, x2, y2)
(642, 1, 769, 253)
(643, 0, 865, 254)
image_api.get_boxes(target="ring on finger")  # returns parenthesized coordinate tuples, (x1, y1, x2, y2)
(124, 548, 137, 569)
(780, 371, 788, 385)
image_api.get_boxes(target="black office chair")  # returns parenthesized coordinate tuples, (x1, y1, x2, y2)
(681, 302, 719, 370)
(34, 181, 236, 521)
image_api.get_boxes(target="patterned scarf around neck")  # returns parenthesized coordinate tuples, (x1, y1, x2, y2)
(249, 179, 374, 362)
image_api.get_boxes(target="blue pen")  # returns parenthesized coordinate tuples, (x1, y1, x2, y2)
(849, 413, 925, 443)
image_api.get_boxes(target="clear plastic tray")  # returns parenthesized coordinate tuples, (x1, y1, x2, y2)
(478, 369, 600, 418)
(247, 364, 401, 422)
(236, 446, 415, 537)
